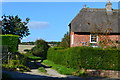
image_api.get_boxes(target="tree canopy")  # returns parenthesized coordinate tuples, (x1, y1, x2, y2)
(1, 15, 30, 39)
(60, 32, 70, 48)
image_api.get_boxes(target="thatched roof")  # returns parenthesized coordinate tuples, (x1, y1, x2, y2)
(69, 8, 120, 33)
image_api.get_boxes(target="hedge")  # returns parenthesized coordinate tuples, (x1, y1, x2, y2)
(0, 34, 19, 52)
(47, 47, 120, 70)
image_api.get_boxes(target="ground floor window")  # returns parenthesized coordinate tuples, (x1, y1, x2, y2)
(90, 34, 98, 43)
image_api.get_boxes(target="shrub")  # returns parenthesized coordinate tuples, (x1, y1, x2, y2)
(9, 60, 20, 65)
(47, 47, 120, 70)
(14, 52, 29, 65)
(0, 34, 19, 52)
(31, 39, 49, 60)
(16, 65, 30, 72)
(2, 64, 30, 72)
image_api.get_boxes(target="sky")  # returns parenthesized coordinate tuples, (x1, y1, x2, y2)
(0, 1, 119, 42)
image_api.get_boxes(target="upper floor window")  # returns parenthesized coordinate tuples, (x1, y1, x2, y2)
(90, 34, 98, 43)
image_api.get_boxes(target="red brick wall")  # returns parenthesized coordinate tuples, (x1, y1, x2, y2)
(98, 35, 119, 41)
(70, 32, 90, 47)
(70, 31, 120, 47)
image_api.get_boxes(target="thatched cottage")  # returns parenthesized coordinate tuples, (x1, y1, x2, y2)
(69, 1, 120, 47)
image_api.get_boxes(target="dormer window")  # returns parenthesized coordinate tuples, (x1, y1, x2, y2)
(90, 34, 98, 43)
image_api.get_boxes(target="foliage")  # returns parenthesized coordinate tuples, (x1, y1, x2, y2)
(0, 34, 19, 52)
(27, 56, 42, 60)
(31, 39, 49, 60)
(43, 60, 76, 75)
(1, 15, 30, 39)
(38, 67, 47, 73)
(16, 64, 30, 72)
(22, 51, 42, 61)
(47, 47, 120, 70)
(13, 52, 29, 65)
(60, 32, 70, 48)
(2, 64, 30, 72)
(2, 52, 30, 72)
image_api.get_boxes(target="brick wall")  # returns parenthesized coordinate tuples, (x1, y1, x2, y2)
(70, 32, 90, 47)
(98, 35, 119, 41)
(70, 31, 120, 47)
(86, 69, 120, 78)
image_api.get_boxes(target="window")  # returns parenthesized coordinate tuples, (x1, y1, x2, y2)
(90, 34, 98, 43)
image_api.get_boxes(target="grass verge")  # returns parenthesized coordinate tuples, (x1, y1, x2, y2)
(42, 60, 77, 75)
(38, 67, 47, 73)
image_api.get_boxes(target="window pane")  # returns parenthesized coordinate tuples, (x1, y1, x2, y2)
(91, 34, 97, 42)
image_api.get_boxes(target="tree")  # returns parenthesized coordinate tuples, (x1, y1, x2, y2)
(1, 15, 30, 39)
(60, 32, 70, 48)
(31, 39, 49, 62)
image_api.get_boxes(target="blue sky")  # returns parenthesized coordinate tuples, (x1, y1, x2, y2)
(1, 2, 118, 42)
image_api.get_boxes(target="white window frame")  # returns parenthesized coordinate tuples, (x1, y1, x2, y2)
(90, 34, 98, 43)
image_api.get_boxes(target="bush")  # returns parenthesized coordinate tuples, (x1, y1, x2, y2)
(47, 47, 120, 70)
(16, 65, 30, 72)
(14, 52, 29, 65)
(31, 39, 49, 60)
(0, 34, 19, 52)
(2, 64, 30, 72)
(9, 60, 20, 65)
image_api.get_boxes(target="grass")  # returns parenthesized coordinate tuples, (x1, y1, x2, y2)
(42, 60, 77, 75)
(38, 67, 47, 73)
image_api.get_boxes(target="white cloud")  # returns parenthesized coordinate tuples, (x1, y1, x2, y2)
(0, 0, 2, 2)
(22, 37, 27, 40)
(28, 21, 49, 29)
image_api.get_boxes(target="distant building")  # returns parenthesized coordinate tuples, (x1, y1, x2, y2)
(69, 1, 120, 47)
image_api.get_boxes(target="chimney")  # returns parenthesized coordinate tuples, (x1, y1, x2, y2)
(106, 0, 113, 15)
(84, 4, 86, 8)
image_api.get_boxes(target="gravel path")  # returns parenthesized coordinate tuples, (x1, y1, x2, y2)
(24, 69, 49, 76)
(45, 68, 67, 77)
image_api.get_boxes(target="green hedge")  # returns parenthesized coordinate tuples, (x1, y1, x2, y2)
(47, 47, 120, 70)
(0, 34, 19, 52)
